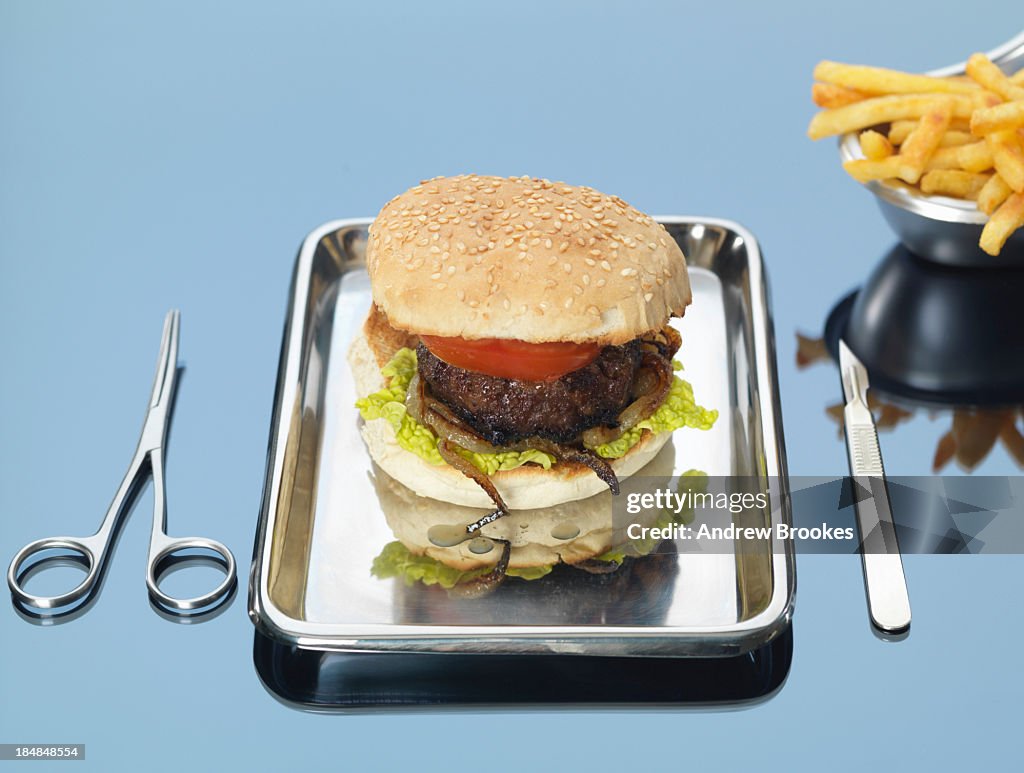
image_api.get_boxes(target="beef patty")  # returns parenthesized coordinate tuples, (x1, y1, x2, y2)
(416, 340, 642, 446)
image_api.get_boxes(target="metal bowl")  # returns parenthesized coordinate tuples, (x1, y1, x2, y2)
(824, 244, 1024, 406)
(838, 31, 1024, 267)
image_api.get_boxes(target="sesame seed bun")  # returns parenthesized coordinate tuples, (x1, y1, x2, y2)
(366, 175, 692, 345)
(348, 326, 673, 510)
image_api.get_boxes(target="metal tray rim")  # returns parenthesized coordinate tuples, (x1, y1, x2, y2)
(249, 215, 795, 657)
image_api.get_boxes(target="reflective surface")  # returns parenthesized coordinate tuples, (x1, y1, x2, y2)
(2, 2, 1022, 770)
(251, 219, 793, 658)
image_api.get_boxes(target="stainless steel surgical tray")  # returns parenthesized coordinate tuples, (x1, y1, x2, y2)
(249, 216, 794, 657)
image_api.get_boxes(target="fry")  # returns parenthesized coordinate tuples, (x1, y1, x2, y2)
(937, 130, 975, 148)
(980, 192, 1024, 256)
(887, 119, 917, 145)
(957, 140, 994, 172)
(859, 129, 893, 160)
(1013, 69, 1024, 86)
(843, 156, 901, 183)
(814, 60, 980, 94)
(888, 120, 971, 146)
(812, 82, 870, 108)
(987, 130, 1024, 192)
(896, 102, 953, 183)
(924, 145, 965, 171)
(977, 173, 1012, 215)
(965, 53, 1024, 101)
(807, 93, 973, 140)
(971, 101, 1024, 136)
(919, 170, 991, 199)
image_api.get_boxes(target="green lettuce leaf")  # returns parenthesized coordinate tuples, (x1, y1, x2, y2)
(371, 541, 552, 588)
(588, 373, 719, 459)
(355, 348, 717, 473)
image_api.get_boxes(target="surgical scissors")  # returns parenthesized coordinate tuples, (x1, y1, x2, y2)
(7, 310, 237, 614)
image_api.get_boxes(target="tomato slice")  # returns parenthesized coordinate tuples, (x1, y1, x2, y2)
(419, 335, 601, 381)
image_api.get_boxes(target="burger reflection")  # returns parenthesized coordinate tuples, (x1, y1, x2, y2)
(366, 440, 688, 626)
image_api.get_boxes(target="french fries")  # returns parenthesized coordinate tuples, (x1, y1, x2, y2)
(919, 170, 991, 199)
(807, 93, 974, 140)
(958, 140, 994, 173)
(812, 82, 870, 109)
(966, 53, 1024, 101)
(809, 50, 1024, 255)
(813, 60, 979, 95)
(970, 101, 1024, 135)
(859, 129, 893, 160)
(977, 174, 1012, 215)
(987, 130, 1024, 192)
(981, 192, 1024, 255)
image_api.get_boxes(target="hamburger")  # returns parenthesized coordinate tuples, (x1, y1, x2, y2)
(349, 175, 717, 522)
(367, 449, 708, 601)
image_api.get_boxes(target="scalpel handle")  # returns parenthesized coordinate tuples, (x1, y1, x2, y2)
(851, 475, 912, 635)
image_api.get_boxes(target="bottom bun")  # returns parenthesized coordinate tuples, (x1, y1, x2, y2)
(370, 438, 676, 571)
(348, 326, 674, 510)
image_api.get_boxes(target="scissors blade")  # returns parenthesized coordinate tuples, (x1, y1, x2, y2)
(149, 309, 180, 411)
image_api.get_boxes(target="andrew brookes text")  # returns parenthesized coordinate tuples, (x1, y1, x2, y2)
(625, 522, 855, 542)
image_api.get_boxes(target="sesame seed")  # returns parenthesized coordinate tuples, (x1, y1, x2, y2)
(600, 261, 611, 271)
(430, 272, 441, 280)
(564, 298, 574, 309)
(559, 242, 569, 253)
(644, 292, 653, 302)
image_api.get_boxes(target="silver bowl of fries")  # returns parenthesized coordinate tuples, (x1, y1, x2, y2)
(811, 31, 1024, 266)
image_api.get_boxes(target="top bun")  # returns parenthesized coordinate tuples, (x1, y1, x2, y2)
(366, 175, 692, 345)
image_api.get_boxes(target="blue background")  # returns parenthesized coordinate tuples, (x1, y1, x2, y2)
(1, 1, 1020, 770)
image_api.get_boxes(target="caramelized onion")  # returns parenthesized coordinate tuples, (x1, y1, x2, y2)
(405, 372, 424, 423)
(582, 351, 673, 448)
(574, 558, 624, 574)
(447, 538, 512, 598)
(531, 438, 620, 495)
(437, 439, 509, 514)
(617, 352, 673, 430)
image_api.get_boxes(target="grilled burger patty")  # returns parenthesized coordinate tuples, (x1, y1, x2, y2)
(416, 340, 642, 446)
